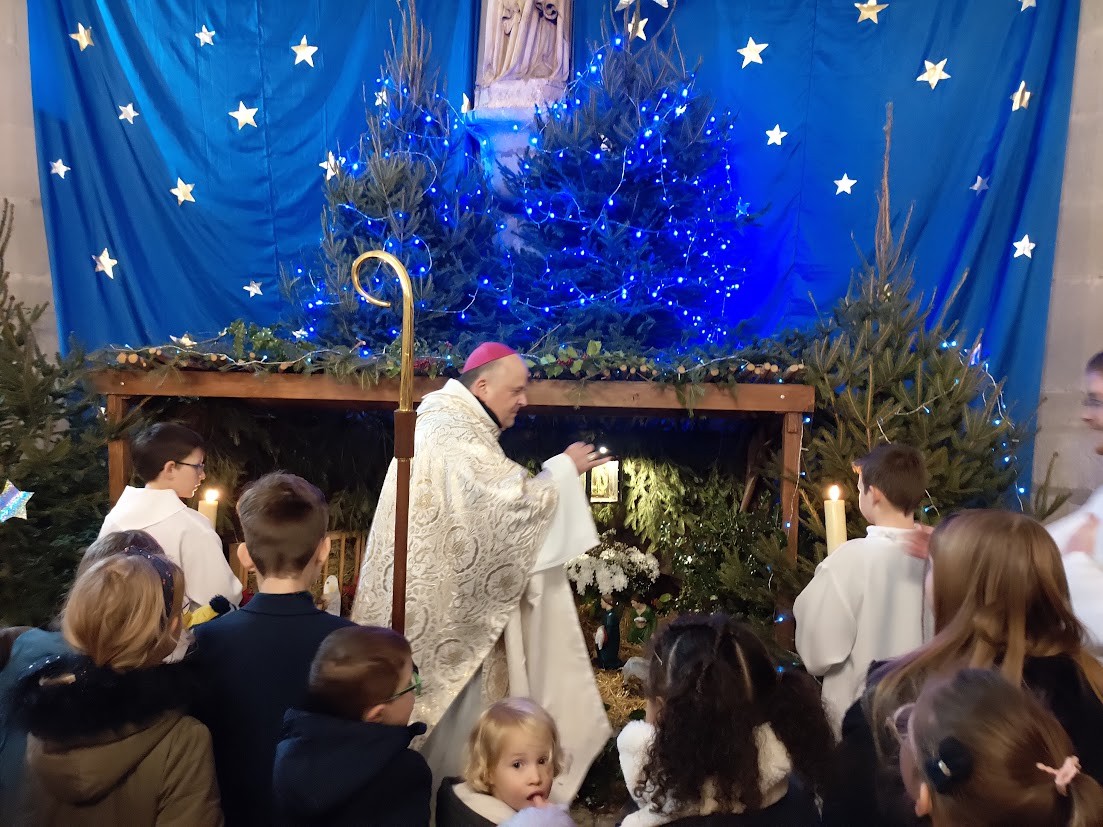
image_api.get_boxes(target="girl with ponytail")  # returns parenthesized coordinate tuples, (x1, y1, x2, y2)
(617, 613, 833, 826)
(897, 668, 1103, 827)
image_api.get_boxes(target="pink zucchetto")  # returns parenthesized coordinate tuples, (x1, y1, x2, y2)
(461, 342, 519, 373)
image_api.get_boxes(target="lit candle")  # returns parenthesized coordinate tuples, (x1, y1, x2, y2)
(198, 488, 219, 528)
(824, 485, 847, 554)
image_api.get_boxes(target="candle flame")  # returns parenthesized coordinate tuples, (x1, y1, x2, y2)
(828, 485, 841, 501)
(203, 488, 219, 503)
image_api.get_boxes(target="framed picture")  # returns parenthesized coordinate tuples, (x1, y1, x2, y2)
(588, 460, 620, 503)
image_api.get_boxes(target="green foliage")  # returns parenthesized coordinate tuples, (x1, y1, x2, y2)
(0, 200, 108, 625)
(786, 116, 1021, 558)
(283, 1, 503, 349)
(499, 1, 757, 349)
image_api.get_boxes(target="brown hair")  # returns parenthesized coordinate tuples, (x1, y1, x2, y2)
(308, 626, 412, 719)
(464, 698, 564, 794)
(62, 554, 185, 670)
(868, 510, 1103, 759)
(1086, 352, 1103, 375)
(906, 669, 1103, 827)
(76, 530, 163, 578)
(236, 472, 329, 576)
(131, 422, 205, 483)
(854, 443, 928, 515)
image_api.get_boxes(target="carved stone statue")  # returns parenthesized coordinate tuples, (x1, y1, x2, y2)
(476, 0, 572, 110)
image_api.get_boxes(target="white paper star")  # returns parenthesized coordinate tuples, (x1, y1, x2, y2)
(461, 93, 472, 114)
(1020, 0, 1036, 10)
(834, 174, 857, 195)
(916, 59, 951, 90)
(118, 103, 140, 124)
(69, 23, 94, 51)
(243, 280, 263, 297)
(615, 0, 633, 9)
(1013, 234, 1036, 259)
(375, 89, 388, 107)
(629, 17, 648, 40)
(737, 37, 768, 68)
(319, 151, 340, 181)
(1011, 80, 1032, 111)
(970, 176, 989, 194)
(292, 35, 318, 67)
(93, 248, 118, 279)
(170, 178, 196, 205)
(855, 2, 889, 23)
(50, 159, 71, 179)
(765, 124, 788, 146)
(228, 101, 259, 129)
(292, 328, 309, 340)
(674, 103, 687, 117)
(195, 25, 215, 46)
(170, 334, 197, 348)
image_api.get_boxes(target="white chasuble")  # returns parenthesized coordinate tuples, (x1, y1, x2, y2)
(351, 379, 611, 802)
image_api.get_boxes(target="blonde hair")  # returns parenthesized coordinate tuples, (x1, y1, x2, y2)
(463, 698, 564, 794)
(908, 669, 1103, 827)
(62, 554, 185, 670)
(869, 510, 1103, 756)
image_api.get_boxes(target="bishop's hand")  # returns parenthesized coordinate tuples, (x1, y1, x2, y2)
(565, 442, 613, 475)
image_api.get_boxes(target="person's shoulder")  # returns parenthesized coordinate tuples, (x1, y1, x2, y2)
(172, 507, 220, 536)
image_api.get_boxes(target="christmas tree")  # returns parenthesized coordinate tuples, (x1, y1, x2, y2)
(0, 200, 107, 625)
(500, 0, 756, 349)
(790, 113, 1021, 551)
(284, 1, 504, 351)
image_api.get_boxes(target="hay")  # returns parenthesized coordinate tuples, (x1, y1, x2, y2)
(594, 667, 646, 731)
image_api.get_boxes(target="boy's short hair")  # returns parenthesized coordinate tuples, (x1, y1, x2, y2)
(464, 698, 564, 794)
(854, 443, 928, 515)
(236, 472, 329, 577)
(307, 626, 411, 720)
(1087, 352, 1103, 375)
(131, 423, 205, 483)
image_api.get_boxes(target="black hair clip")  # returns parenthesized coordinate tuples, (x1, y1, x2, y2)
(924, 736, 974, 794)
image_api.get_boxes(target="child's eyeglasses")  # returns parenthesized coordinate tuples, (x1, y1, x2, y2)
(388, 667, 422, 701)
(176, 461, 206, 472)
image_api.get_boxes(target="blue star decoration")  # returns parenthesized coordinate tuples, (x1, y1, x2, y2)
(0, 480, 33, 522)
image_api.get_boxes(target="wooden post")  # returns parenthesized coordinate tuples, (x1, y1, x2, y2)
(780, 411, 803, 563)
(106, 395, 130, 505)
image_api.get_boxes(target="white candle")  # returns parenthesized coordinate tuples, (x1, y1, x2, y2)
(198, 488, 219, 528)
(825, 484, 847, 554)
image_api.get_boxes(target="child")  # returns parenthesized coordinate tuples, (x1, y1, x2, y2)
(898, 669, 1103, 826)
(793, 443, 928, 731)
(0, 530, 165, 822)
(437, 697, 567, 826)
(618, 614, 832, 826)
(627, 595, 657, 646)
(824, 510, 1103, 826)
(100, 422, 242, 612)
(9, 553, 221, 825)
(193, 472, 353, 827)
(273, 625, 432, 826)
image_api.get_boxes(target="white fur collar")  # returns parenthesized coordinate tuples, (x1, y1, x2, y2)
(618, 720, 793, 826)
(453, 780, 520, 822)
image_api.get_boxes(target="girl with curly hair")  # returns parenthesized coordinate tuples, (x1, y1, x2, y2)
(618, 614, 834, 826)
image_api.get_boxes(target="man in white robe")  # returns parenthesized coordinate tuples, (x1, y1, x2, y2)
(351, 342, 612, 803)
(1047, 351, 1103, 655)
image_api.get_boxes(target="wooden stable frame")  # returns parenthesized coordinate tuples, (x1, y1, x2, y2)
(92, 370, 814, 560)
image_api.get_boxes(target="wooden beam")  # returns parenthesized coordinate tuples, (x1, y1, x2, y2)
(105, 395, 129, 505)
(90, 370, 814, 415)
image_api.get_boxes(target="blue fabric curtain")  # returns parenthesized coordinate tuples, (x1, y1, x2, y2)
(575, 0, 1079, 424)
(32, 1, 1080, 428)
(28, 0, 476, 349)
